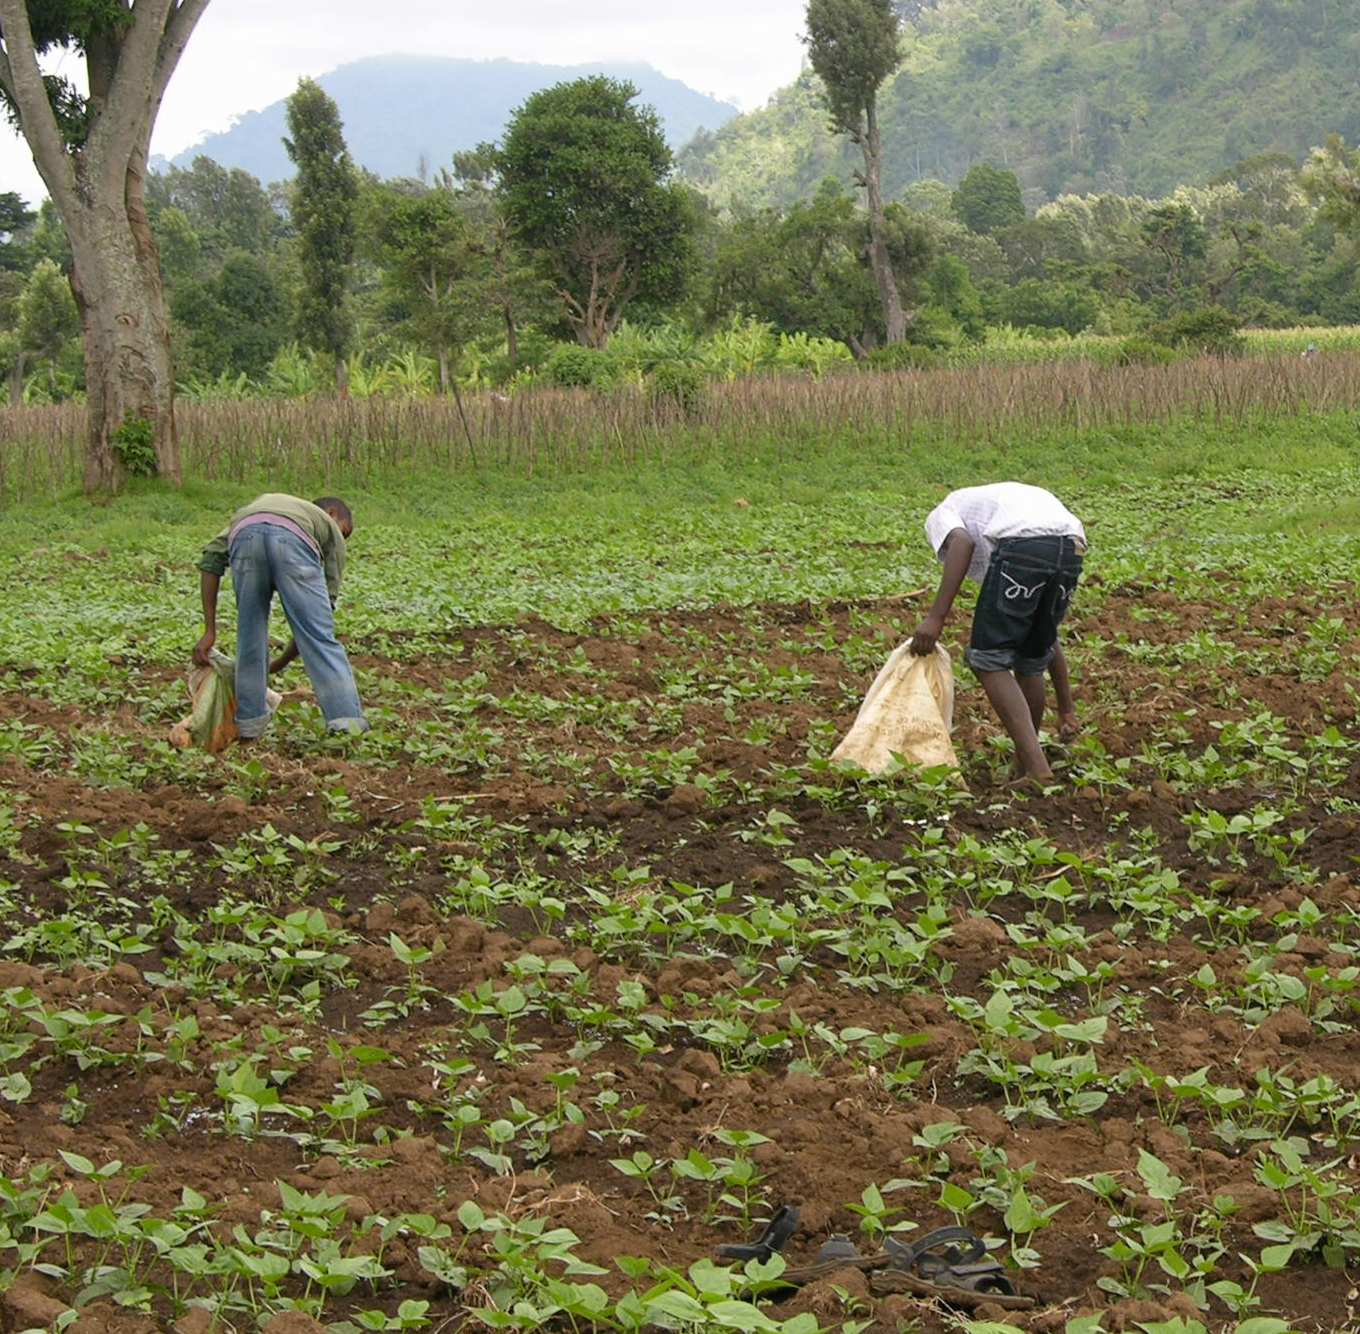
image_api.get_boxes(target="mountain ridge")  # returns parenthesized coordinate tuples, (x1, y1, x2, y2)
(169, 55, 740, 183)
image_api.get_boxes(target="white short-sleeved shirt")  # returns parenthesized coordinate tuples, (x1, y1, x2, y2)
(924, 483, 1086, 584)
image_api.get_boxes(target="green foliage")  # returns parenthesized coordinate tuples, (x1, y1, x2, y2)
(500, 77, 698, 348)
(1301, 136, 1360, 237)
(803, 0, 902, 136)
(16, 259, 78, 364)
(683, 0, 1360, 209)
(711, 179, 930, 353)
(171, 252, 288, 380)
(1114, 336, 1177, 368)
(648, 360, 705, 416)
(925, 255, 986, 340)
(363, 184, 493, 382)
(1148, 306, 1245, 357)
(544, 344, 615, 389)
(285, 79, 359, 373)
(0, 193, 35, 274)
(0, 1, 134, 147)
(864, 342, 938, 370)
(147, 157, 282, 266)
(110, 415, 157, 478)
(994, 279, 1101, 336)
(952, 164, 1026, 235)
(10, 257, 81, 400)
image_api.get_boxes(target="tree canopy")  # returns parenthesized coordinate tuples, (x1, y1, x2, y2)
(803, 0, 901, 140)
(952, 164, 1026, 235)
(499, 76, 697, 348)
(285, 78, 358, 391)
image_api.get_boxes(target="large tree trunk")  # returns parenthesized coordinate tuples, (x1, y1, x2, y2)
(863, 103, 908, 346)
(0, 0, 211, 494)
(504, 305, 519, 373)
(66, 163, 180, 492)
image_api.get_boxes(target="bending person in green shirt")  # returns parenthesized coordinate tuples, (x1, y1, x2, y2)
(194, 494, 369, 739)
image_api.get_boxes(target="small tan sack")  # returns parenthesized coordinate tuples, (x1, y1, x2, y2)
(832, 644, 959, 774)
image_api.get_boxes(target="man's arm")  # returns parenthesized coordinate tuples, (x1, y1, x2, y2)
(194, 571, 219, 667)
(910, 530, 975, 655)
(1050, 640, 1079, 738)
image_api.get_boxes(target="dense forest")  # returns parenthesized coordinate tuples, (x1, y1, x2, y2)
(681, 0, 1360, 208)
(3, 0, 1360, 406)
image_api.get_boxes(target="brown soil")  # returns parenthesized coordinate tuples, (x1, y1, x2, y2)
(1, 586, 1358, 1332)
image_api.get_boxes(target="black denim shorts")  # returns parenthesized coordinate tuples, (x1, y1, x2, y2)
(966, 535, 1083, 677)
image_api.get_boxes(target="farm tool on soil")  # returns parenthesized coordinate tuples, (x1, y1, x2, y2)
(716, 1206, 1035, 1312)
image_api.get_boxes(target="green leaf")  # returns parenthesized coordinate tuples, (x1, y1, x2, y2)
(645, 1290, 709, 1324)
(939, 1182, 975, 1212)
(58, 1151, 96, 1176)
(1136, 1149, 1183, 1202)
(0, 1072, 32, 1103)
(1258, 1243, 1296, 1271)
(705, 1299, 779, 1331)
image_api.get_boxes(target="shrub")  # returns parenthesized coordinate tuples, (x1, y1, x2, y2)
(995, 279, 1102, 336)
(772, 332, 855, 377)
(865, 343, 940, 371)
(545, 343, 616, 389)
(1148, 306, 1245, 357)
(906, 306, 965, 351)
(648, 360, 705, 416)
(1115, 336, 1177, 367)
(112, 415, 158, 477)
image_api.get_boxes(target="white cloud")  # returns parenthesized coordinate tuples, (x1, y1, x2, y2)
(2, 0, 806, 203)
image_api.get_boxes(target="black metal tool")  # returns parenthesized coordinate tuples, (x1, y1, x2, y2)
(716, 1205, 801, 1264)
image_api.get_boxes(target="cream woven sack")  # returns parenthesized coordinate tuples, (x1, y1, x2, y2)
(832, 644, 959, 774)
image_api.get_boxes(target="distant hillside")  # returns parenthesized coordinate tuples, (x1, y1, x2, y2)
(171, 56, 740, 183)
(680, 0, 1360, 208)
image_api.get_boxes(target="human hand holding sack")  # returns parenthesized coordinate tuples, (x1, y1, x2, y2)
(832, 642, 959, 774)
(168, 650, 282, 753)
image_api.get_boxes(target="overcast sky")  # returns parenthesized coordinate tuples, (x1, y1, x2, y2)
(1, 0, 809, 205)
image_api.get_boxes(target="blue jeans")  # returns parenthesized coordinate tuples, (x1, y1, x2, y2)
(228, 523, 368, 737)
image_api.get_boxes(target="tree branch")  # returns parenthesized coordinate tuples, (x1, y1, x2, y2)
(88, 0, 176, 186)
(0, 0, 78, 206)
(151, 0, 213, 112)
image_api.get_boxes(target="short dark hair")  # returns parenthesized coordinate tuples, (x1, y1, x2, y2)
(314, 496, 353, 525)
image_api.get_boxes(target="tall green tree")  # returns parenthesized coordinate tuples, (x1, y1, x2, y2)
(451, 144, 553, 374)
(16, 255, 79, 396)
(1302, 136, 1360, 235)
(951, 163, 1026, 234)
(148, 157, 280, 262)
(285, 78, 357, 394)
(1139, 202, 1209, 305)
(0, 0, 212, 489)
(804, 0, 907, 345)
(711, 178, 931, 355)
(365, 184, 484, 392)
(171, 250, 287, 381)
(499, 77, 697, 349)
(0, 191, 33, 272)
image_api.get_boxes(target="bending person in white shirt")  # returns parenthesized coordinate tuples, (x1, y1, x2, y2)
(909, 482, 1086, 783)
